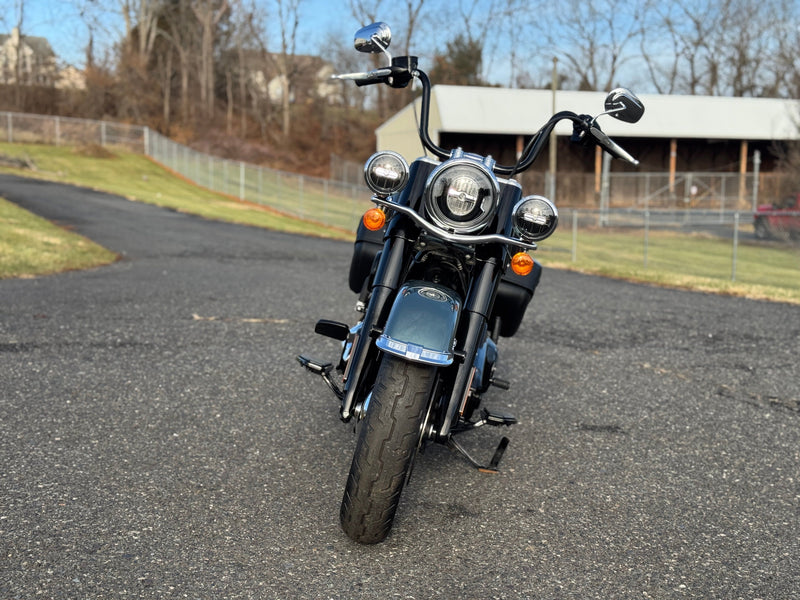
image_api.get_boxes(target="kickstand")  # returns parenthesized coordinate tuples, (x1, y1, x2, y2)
(447, 436, 509, 474)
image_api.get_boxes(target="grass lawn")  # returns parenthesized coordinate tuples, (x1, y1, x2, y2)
(1, 141, 799, 304)
(0, 142, 353, 240)
(0, 196, 117, 279)
(540, 227, 800, 304)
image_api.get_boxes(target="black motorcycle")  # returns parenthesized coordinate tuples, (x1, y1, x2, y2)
(298, 22, 644, 544)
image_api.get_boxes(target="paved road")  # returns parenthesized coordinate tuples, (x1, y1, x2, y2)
(2, 173, 799, 599)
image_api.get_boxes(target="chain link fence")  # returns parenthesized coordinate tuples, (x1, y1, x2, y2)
(3, 110, 797, 296)
(2, 111, 146, 149)
(2, 110, 796, 245)
(1, 111, 371, 232)
(551, 208, 799, 300)
(144, 130, 371, 232)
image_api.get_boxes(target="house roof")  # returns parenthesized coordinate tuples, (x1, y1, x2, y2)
(0, 32, 55, 58)
(381, 84, 800, 141)
(238, 50, 332, 79)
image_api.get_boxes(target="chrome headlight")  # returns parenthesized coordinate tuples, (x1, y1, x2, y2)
(424, 159, 499, 233)
(512, 195, 558, 241)
(364, 151, 409, 196)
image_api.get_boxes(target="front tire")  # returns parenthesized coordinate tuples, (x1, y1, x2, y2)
(340, 355, 435, 544)
(754, 217, 771, 240)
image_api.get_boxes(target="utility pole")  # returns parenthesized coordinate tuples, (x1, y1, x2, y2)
(548, 57, 558, 202)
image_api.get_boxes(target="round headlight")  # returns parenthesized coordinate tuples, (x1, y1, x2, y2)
(364, 151, 409, 196)
(424, 160, 499, 233)
(512, 195, 558, 241)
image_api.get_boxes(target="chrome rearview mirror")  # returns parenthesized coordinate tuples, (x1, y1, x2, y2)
(354, 22, 392, 55)
(603, 88, 645, 124)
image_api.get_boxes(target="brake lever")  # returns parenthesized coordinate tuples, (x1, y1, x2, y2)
(589, 125, 639, 166)
(571, 115, 638, 166)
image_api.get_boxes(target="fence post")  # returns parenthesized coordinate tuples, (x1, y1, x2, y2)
(599, 154, 611, 226)
(240, 162, 245, 200)
(299, 175, 305, 217)
(101, 121, 107, 146)
(7, 113, 12, 143)
(571, 210, 578, 262)
(55, 117, 60, 146)
(644, 209, 650, 268)
(144, 127, 150, 156)
(731, 212, 740, 281)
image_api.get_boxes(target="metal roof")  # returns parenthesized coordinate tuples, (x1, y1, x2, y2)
(380, 84, 800, 141)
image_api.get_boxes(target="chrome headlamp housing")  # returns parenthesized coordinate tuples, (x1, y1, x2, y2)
(424, 157, 499, 233)
(364, 151, 409, 197)
(512, 195, 559, 242)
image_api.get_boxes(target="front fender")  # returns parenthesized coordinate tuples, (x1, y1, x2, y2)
(376, 281, 462, 366)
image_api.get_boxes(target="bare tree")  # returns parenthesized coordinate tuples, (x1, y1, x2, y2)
(771, 4, 800, 98)
(399, 0, 425, 56)
(192, 0, 229, 118)
(118, 0, 160, 64)
(542, 0, 647, 91)
(234, 3, 256, 137)
(161, 0, 198, 124)
(349, 0, 385, 27)
(10, 0, 24, 101)
(273, 0, 301, 137)
(242, 0, 303, 139)
(640, 0, 796, 97)
(155, 41, 174, 130)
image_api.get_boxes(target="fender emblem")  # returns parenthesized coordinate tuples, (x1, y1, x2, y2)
(418, 287, 449, 302)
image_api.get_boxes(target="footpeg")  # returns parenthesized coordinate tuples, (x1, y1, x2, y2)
(297, 355, 343, 400)
(481, 408, 517, 427)
(490, 377, 510, 390)
(447, 435, 510, 474)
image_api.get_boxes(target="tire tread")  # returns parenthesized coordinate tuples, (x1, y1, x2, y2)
(340, 356, 434, 543)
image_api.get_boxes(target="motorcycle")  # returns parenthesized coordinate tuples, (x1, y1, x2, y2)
(298, 22, 644, 544)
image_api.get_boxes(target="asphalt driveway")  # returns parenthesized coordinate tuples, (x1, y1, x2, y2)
(1, 173, 799, 599)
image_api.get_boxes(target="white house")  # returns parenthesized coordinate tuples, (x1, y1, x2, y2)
(0, 27, 57, 86)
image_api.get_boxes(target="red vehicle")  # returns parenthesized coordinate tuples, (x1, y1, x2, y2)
(754, 193, 800, 239)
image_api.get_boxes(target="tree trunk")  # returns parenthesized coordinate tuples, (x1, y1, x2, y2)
(192, 0, 229, 119)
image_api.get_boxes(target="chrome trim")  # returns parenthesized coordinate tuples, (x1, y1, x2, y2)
(341, 321, 362, 364)
(364, 151, 409, 196)
(423, 158, 500, 234)
(497, 176, 522, 191)
(373, 197, 538, 251)
(512, 195, 559, 242)
(376, 335, 454, 366)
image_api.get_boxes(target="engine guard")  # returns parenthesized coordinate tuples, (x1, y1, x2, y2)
(376, 281, 462, 366)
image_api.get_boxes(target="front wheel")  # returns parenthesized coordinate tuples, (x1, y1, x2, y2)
(340, 355, 435, 544)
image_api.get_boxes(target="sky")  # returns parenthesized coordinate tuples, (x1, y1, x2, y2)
(1, 0, 365, 68)
(3, 0, 519, 90)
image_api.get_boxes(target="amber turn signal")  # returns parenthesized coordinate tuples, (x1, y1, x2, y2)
(511, 252, 534, 276)
(362, 207, 386, 231)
